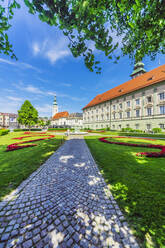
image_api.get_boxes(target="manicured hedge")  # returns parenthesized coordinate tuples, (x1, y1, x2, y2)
(48, 128, 74, 131)
(0, 129, 10, 136)
(48, 128, 67, 131)
(14, 128, 42, 132)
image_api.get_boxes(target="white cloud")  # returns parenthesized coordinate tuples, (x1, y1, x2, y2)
(36, 104, 52, 115)
(32, 42, 40, 55)
(13, 83, 85, 102)
(32, 37, 71, 64)
(7, 96, 23, 101)
(25, 85, 43, 94)
(61, 83, 72, 87)
(0, 98, 21, 114)
(0, 58, 41, 73)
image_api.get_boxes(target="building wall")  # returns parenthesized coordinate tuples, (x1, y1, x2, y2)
(0, 113, 18, 128)
(51, 117, 83, 128)
(83, 81, 165, 131)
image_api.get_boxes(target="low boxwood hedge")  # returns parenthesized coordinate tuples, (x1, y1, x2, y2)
(0, 129, 10, 136)
(14, 128, 42, 132)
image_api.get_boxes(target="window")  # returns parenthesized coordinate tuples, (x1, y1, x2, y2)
(10, 117, 14, 122)
(119, 112, 122, 119)
(147, 96, 152, 103)
(159, 92, 165, 100)
(119, 103, 122, 109)
(136, 109, 140, 117)
(113, 105, 116, 110)
(159, 124, 165, 129)
(112, 125, 115, 129)
(135, 124, 139, 129)
(127, 111, 130, 118)
(113, 113, 116, 119)
(160, 106, 165, 115)
(107, 114, 109, 120)
(147, 108, 152, 116)
(135, 98, 140, 105)
(126, 124, 130, 128)
(127, 101, 130, 107)
(119, 124, 121, 129)
(146, 124, 151, 130)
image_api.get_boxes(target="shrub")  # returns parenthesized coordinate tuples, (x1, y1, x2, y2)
(0, 129, 10, 136)
(121, 127, 133, 132)
(152, 128, 162, 133)
(48, 128, 67, 131)
(14, 128, 42, 132)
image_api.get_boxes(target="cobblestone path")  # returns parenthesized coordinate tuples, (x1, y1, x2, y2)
(0, 137, 139, 248)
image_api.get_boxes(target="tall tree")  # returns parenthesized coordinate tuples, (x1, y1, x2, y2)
(17, 100, 38, 130)
(1, 0, 164, 73)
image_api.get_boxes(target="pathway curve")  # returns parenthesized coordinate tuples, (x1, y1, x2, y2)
(0, 137, 139, 248)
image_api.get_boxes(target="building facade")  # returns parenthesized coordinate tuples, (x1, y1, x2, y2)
(51, 96, 83, 128)
(0, 113, 19, 129)
(83, 64, 165, 131)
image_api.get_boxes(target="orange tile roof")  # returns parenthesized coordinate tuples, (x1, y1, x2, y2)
(83, 64, 165, 109)
(52, 111, 69, 120)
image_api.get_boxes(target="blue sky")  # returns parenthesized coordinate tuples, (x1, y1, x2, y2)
(0, 1, 164, 117)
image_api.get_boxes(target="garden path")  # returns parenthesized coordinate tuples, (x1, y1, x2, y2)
(0, 137, 139, 248)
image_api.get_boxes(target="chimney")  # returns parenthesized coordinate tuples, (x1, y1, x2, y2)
(130, 62, 146, 79)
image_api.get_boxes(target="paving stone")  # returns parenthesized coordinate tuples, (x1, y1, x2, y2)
(33, 234, 41, 243)
(1, 233, 10, 241)
(0, 138, 139, 248)
(23, 240, 33, 248)
(66, 238, 73, 247)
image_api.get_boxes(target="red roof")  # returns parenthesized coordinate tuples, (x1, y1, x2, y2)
(83, 65, 165, 109)
(52, 111, 69, 120)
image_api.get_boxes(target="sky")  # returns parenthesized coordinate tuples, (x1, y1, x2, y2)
(0, 1, 164, 117)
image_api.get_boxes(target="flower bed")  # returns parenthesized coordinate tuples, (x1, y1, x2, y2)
(99, 137, 165, 158)
(6, 133, 55, 152)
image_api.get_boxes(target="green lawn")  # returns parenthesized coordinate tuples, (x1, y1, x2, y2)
(85, 136, 165, 248)
(0, 132, 64, 200)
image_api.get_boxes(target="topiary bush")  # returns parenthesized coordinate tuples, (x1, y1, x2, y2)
(152, 128, 162, 133)
(0, 129, 10, 136)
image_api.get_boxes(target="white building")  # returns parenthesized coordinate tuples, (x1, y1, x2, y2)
(51, 96, 83, 128)
(83, 64, 165, 131)
(0, 112, 18, 129)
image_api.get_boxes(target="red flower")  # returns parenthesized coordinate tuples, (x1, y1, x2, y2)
(6, 133, 55, 152)
(99, 137, 165, 158)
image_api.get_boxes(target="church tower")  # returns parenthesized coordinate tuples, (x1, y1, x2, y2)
(52, 95, 58, 117)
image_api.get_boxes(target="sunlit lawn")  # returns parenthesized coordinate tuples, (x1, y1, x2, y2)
(0, 132, 64, 200)
(85, 136, 165, 248)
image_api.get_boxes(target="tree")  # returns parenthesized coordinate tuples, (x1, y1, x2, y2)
(38, 119, 45, 127)
(1, 0, 165, 73)
(46, 120, 51, 127)
(0, 0, 20, 60)
(17, 100, 38, 130)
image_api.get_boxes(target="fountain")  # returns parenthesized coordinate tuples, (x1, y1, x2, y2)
(65, 126, 88, 135)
